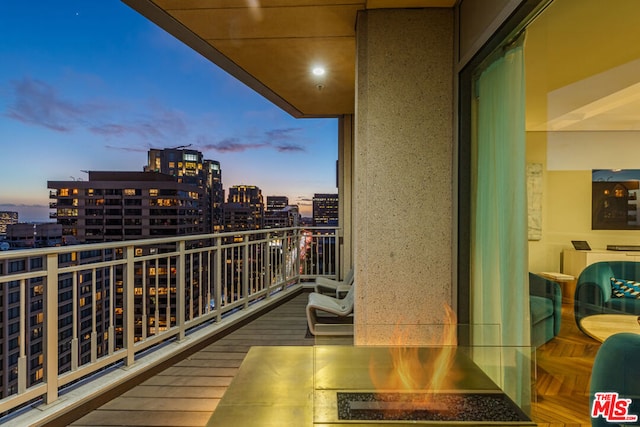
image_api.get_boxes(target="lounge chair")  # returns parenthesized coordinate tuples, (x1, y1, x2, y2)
(306, 283, 355, 336)
(314, 268, 354, 297)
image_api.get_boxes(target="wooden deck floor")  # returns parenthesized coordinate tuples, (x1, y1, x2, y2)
(67, 294, 599, 427)
(69, 292, 350, 427)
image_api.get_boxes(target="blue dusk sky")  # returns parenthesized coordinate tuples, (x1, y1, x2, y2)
(0, 1, 338, 222)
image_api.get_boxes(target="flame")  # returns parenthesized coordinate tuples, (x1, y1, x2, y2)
(368, 305, 458, 414)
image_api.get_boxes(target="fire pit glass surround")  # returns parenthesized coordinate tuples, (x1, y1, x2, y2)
(313, 345, 535, 425)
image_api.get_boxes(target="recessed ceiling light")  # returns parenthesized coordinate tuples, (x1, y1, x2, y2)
(312, 66, 326, 76)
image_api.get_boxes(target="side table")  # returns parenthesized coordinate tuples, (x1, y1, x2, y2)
(539, 271, 576, 304)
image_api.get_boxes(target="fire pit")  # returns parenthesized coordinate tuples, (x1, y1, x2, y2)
(337, 391, 529, 422)
(313, 345, 534, 425)
(207, 346, 535, 426)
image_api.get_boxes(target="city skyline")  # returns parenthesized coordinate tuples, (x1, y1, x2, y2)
(0, 1, 338, 222)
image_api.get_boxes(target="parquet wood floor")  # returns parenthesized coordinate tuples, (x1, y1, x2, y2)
(531, 304, 601, 427)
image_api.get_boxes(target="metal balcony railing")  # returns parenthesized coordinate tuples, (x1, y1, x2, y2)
(0, 226, 339, 420)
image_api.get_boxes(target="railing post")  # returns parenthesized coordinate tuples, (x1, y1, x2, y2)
(215, 237, 222, 323)
(177, 240, 186, 342)
(334, 227, 340, 279)
(71, 272, 78, 371)
(44, 252, 59, 404)
(285, 229, 291, 283)
(141, 261, 147, 341)
(243, 235, 249, 309)
(108, 265, 115, 356)
(124, 245, 135, 367)
(18, 279, 26, 395)
(296, 227, 307, 284)
(264, 233, 271, 298)
(91, 269, 97, 364)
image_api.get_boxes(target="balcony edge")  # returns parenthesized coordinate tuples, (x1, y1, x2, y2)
(5, 285, 304, 427)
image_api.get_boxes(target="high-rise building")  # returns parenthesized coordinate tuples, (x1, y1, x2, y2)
(266, 196, 288, 211)
(146, 147, 205, 186)
(145, 148, 224, 232)
(45, 171, 207, 386)
(0, 211, 18, 235)
(48, 171, 205, 243)
(5, 223, 63, 249)
(0, 222, 64, 397)
(224, 185, 264, 231)
(264, 197, 299, 228)
(205, 160, 224, 232)
(312, 193, 339, 227)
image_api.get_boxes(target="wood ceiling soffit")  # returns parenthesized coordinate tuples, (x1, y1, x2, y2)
(154, 0, 364, 9)
(166, 5, 359, 41)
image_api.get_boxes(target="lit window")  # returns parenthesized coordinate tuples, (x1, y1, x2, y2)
(149, 189, 159, 197)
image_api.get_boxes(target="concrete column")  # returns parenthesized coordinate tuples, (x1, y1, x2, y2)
(338, 115, 354, 277)
(354, 8, 454, 345)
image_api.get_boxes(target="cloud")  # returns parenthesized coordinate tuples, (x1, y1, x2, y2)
(5, 77, 189, 147)
(104, 144, 149, 153)
(276, 144, 305, 152)
(295, 197, 313, 206)
(5, 77, 89, 131)
(91, 124, 132, 137)
(4, 76, 310, 156)
(266, 127, 306, 153)
(196, 127, 308, 154)
(198, 136, 268, 153)
(265, 127, 302, 141)
(0, 203, 47, 209)
(90, 103, 188, 144)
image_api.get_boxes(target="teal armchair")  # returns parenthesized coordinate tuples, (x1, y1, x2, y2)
(575, 261, 640, 335)
(530, 272, 562, 348)
(590, 332, 640, 426)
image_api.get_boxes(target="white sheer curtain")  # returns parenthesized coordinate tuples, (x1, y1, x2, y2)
(471, 34, 531, 407)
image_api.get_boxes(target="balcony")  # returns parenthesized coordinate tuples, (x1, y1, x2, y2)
(0, 227, 339, 426)
(0, 226, 597, 426)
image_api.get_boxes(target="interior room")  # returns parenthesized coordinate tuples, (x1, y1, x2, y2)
(525, 0, 640, 271)
(520, 0, 640, 423)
